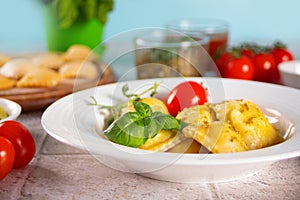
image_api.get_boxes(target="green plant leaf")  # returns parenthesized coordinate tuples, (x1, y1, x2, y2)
(133, 101, 152, 118)
(51, 0, 114, 28)
(55, 0, 78, 28)
(151, 112, 181, 131)
(104, 101, 182, 148)
(96, 0, 114, 24)
(84, 0, 97, 20)
(144, 120, 159, 138)
(104, 112, 147, 147)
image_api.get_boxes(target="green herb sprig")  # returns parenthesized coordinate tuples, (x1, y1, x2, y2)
(88, 82, 161, 122)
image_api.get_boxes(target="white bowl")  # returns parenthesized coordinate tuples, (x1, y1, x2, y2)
(279, 60, 300, 89)
(41, 77, 300, 183)
(0, 98, 22, 123)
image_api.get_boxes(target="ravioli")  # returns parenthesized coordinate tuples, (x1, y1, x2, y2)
(177, 99, 283, 153)
(63, 44, 97, 61)
(32, 53, 64, 70)
(0, 54, 11, 67)
(59, 60, 97, 79)
(209, 100, 283, 150)
(0, 74, 16, 90)
(0, 58, 36, 80)
(17, 68, 61, 88)
(0, 44, 103, 90)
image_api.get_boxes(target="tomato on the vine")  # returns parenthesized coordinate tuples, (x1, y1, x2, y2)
(222, 56, 255, 80)
(271, 47, 294, 82)
(252, 53, 276, 83)
(241, 48, 256, 58)
(271, 47, 294, 65)
(166, 81, 208, 117)
(0, 136, 15, 180)
(215, 52, 233, 75)
(238, 42, 260, 59)
(0, 121, 36, 169)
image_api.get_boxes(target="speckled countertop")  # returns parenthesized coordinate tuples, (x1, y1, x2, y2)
(0, 111, 299, 200)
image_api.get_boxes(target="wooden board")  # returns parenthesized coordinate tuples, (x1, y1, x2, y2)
(0, 64, 115, 111)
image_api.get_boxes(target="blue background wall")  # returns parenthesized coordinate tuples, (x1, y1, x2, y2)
(1, 0, 299, 57)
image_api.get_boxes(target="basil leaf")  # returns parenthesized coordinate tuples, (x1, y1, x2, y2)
(151, 112, 181, 131)
(133, 101, 152, 118)
(144, 118, 159, 138)
(104, 101, 183, 148)
(104, 112, 147, 148)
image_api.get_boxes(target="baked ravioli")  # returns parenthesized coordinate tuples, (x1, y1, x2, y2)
(17, 68, 61, 88)
(0, 74, 16, 90)
(32, 53, 64, 70)
(59, 60, 97, 79)
(0, 45, 102, 90)
(0, 54, 11, 67)
(0, 58, 36, 80)
(63, 44, 97, 61)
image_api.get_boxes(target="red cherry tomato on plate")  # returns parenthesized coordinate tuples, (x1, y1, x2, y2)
(252, 53, 276, 83)
(0, 136, 15, 180)
(0, 121, 36, 169)
(166, 81, 208, 117)
(223, 56, 255, 80)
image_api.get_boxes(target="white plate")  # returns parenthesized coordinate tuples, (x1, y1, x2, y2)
(0, 98, 22, 123)
(41, 77, 300, 183)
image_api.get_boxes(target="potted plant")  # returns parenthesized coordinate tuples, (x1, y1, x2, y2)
(42, 0, 114, 52)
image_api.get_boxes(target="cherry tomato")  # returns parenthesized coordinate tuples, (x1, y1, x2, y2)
(223, 56, 255, 80)
(166, 81, 208, 117)
(252, 53, 276, 83)
(241, 48, 256, 58)
(271, 47, 293, 65)
(238, 42, 259, 58)
(0, 136, 15, 180)
(0, 121, 36, 169)
(271, 48, 293, 82)
(215, 52, 233, 75)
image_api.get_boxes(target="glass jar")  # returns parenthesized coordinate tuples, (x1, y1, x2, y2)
(166, 18, 229, 60)
(134, 29, 210, 79)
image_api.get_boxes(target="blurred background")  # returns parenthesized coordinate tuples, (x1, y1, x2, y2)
(0, 0, 299, 56)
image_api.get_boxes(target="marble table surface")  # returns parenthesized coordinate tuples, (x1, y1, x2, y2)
(0, 111, 299, 200)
